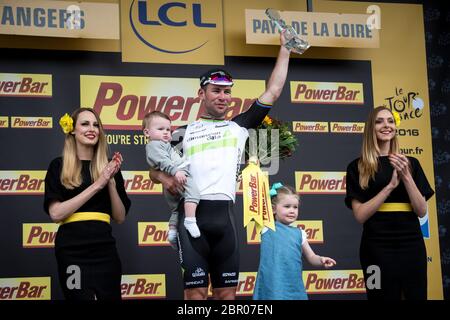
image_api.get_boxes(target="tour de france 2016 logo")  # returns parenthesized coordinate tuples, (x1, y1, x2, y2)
(129, 0, 216, 54)
(380, 87, 425, 122)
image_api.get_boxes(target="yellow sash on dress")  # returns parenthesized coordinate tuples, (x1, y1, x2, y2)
(60, 212, 110, 225)
(378, 203, 413, 212)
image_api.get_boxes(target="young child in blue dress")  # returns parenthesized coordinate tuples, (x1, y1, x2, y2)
(253, 183, 337, 300)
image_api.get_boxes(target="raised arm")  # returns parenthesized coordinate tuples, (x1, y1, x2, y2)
(258, 31, 291, 105)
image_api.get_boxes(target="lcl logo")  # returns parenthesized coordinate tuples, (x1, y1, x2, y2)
(130, 0, 216, 54)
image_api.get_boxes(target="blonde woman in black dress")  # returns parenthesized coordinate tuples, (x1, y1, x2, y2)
(44, 108, 130, 300)
(345, 106, 434, 300)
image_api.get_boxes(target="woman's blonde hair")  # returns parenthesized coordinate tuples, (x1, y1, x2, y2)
(271, 185, 300, 207)
(358, 106, 399, 189)
(61, 108, 109, 189)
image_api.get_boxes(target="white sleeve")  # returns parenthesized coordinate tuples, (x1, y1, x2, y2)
(301, 229, 308, 245)
(261, 226, 269, 234)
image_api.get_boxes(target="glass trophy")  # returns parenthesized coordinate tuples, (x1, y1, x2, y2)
(265, 8, 310, 54)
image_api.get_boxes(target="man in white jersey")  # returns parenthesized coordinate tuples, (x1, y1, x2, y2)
(151, 33, 291, 300)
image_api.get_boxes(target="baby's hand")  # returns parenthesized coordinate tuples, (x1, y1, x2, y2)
(320, 256, 337, 269)
(174, 171, 187, 185)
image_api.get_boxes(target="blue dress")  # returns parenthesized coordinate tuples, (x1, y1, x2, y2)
(253, 221, 308, 300)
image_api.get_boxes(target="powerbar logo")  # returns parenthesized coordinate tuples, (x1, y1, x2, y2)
(303, 270, 366, 294)
(0, 171, 46, 195)
(208, 272, 257, 297)
(138, 222, 169, 246)
(80, 75, 264, 129)
(121, 274, 166, 299)
(296, 172, 346, 194)
(0, 73, 52, 97)
(293, 121, 365, 133)
(236, 171, 268, 195)
(246, 220, 323, 244)
(122, 171, 162, 194)
(207, 270, 365, 296)
(0, 277, 51, 300)
(291, 81, 363, 104)
(11, 117, 53, 129)
(23, 223, 58, 248)
(330, 122, 365, 133)
(293, 121, 329, 133)
(0, 116, 8, 128)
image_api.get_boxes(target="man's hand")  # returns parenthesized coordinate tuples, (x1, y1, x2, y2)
(174, 171, 187, 185)
(150, 170, 183, 195)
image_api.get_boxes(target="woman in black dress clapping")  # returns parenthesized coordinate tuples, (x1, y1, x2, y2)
(345, 106, 434, 300)
(44, 108, 130, 300)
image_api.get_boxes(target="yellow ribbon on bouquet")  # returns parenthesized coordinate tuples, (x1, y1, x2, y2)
(242, 158, 275, 234)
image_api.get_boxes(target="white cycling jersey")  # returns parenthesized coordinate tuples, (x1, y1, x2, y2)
(182, 118, 248, 202)
(171, 99, 272, 202)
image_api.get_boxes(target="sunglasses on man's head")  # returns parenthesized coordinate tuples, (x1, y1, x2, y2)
(208, 72, 232, 83)
(201, 71, 233, 86)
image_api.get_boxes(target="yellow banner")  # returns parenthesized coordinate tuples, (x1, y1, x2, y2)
(295, 171, 346, 194)
(245, 9, 379, 48)
(80, 75, 264, 130)
(291, 81, 364, 104)
(138, 222, 170, 246)
(0, 171, 46, 195)
(0, 0, 119, 39)
(121, 0, 224, 64)
(246, 220, 323, 244)
(11, 116, 52, 129)
(242, 162, 274, 233)
(303, 270, 366, 294)
(23, 223, 58, 248)
(121, 274, 166, 299)
(0, 116, 8, 128)
(122, 171, 163, 194)
(0, 277, 51, 300)
(330, 122, 365, 133)
(0, 73, 52, 97)
(292, 121, 329, 133)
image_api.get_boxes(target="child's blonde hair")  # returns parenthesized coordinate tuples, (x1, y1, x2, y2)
(270, 184, 300, 207)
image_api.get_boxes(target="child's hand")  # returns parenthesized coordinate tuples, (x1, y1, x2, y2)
(320, 256, 336, 269)
(174, 171, 187, 185)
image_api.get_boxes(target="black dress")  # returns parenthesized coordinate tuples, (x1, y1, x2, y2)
(44, 157, 131, 300)
(345, 156, 434, 300)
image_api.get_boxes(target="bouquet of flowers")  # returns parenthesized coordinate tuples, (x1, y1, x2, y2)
(246, 115, 298, 163)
